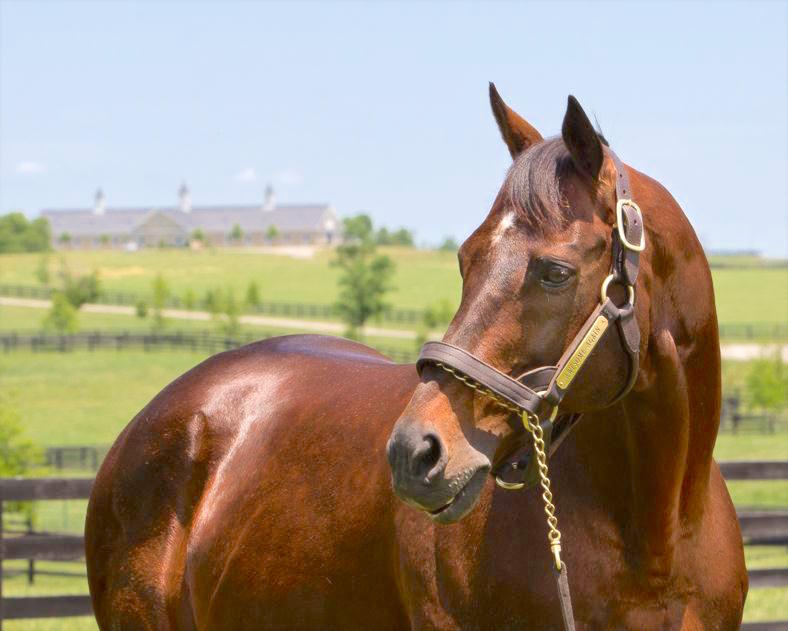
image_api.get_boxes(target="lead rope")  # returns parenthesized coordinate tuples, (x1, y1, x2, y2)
(434, 362, 576, 631)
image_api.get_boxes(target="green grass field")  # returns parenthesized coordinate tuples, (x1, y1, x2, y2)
(0, 346, 784, 624)
(1, 248, 786, 326)
(0, 247, 785, 626)
(0, 247, 462, 312)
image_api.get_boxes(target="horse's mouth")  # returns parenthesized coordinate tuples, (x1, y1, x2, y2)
(426, 467, 488, 524)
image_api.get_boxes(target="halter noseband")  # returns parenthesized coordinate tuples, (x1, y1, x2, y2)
(413, 149, 645, 631)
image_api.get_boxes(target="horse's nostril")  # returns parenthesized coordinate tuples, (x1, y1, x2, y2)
(411, 433, 444, 480)
(386, 436, 398, 468)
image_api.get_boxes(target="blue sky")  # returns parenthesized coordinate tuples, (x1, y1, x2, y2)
(1, 1, 786, 256)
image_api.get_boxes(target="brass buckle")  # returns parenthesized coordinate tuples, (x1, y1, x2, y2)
(616, 199, 645, 252)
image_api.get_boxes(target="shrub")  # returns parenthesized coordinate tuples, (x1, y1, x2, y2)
(42, 292, 78, 333)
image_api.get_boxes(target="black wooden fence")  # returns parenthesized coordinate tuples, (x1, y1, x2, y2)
(45, 446, 108, 472)
(0, 478, 94, 626)
(0, 463, 786, 626)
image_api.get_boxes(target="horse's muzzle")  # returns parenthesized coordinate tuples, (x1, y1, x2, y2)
(387, 419, 490, 523)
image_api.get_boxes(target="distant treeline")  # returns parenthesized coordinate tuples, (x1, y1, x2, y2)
(0, 213, 51, 254)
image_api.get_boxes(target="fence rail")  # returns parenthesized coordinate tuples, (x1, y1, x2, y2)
(0, 464, 785, 625)
(45, 446, 107, 472)
(0, 478, 94, 627)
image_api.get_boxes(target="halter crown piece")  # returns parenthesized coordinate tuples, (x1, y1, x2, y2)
(415, 148, 644, 631)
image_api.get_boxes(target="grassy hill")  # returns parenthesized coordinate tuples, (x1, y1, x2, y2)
(1, 248, 785, 328)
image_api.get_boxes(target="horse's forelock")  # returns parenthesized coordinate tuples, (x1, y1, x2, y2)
(502, 137, 572, 234)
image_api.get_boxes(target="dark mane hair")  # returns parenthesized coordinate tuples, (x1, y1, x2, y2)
(502, 137, 573, 233)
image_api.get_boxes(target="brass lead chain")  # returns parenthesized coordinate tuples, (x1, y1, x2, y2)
(522, 411, 563, 571)
(432, 362, 565, 572)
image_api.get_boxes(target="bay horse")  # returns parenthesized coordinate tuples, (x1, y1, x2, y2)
(85, 87, 747, 629)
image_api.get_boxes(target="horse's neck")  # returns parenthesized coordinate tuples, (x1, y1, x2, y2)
(577, 326, 720, 580)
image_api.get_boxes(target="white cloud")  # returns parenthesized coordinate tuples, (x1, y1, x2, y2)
(273, 169, 303, 187)
(234, 167, 257, 183)
(16, 161, 46, 175)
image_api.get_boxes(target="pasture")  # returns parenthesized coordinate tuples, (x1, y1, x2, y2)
(1, 248, 786, 329)
(0, 346, 786, 625)
(0, 249, 785, 627)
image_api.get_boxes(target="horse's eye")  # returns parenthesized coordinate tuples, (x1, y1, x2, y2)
(542, 264, 573, 287)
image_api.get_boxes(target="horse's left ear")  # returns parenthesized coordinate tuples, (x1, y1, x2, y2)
(561, 95, 604, 180)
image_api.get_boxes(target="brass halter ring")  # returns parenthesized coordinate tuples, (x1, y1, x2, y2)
(600, 273, 635, 305)
(494, 392, 558, 491)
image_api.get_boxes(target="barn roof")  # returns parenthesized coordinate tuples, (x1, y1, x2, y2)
(40, 204, 337, 237)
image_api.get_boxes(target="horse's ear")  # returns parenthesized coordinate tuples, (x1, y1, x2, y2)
(561, 95, 604, 180)
(489, 83, 543, 159)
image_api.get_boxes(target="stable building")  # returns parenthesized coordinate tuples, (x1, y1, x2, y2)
(41, 184, 340, 249)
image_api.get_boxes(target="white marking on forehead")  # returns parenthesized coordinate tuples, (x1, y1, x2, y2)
(491, 212, 515, 246)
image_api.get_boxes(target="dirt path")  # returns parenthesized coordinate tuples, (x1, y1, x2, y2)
(2, 296, 785, 360)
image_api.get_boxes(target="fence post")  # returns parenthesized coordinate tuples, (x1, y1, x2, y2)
(1, 482, 4, 629)
(26, 516, 34, 585)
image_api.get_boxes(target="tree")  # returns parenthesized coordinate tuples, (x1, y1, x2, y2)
(392, 228, 414, 247)
(747, 354, 787, 414)
(42, 292, 78, 333)
(230, 224, 243, 242)
(222, 290, 241, 337)
(424, 299, 455, 330)
(266, 225, 280, 242)
(415, 299, 456, 353)
(375, 227, 392, 245)
(59, 263, 101, 308)
(151, 273, 169, 330)
(0, 212, 51, 253)
(0, 399, 38, 475)
(190, 228, 205, 244)
(58, 232, 71, 245)
(332, 214, 395, 338)
(135, 300, 148, 319)
(0, 395, 39, 518)
(204, 288, 222, 316)
(182, 288, 196, 310)
(245, 281, 261, 308)
(376, 226, 414, 246)
(34, 255, 51, 286)
(438, 236, 459, 252)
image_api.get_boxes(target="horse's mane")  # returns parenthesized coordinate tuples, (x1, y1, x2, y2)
(503, 133, 608, 233)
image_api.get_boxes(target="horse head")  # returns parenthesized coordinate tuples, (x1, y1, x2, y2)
(387, 85, 715, 525)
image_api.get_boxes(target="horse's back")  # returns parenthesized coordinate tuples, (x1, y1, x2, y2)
(85, 335, 417, 630)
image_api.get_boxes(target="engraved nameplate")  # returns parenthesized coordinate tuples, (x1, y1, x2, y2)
(555, 316, 609, 390)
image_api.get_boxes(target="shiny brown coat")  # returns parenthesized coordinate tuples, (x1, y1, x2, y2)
(86, 90, 747, 630)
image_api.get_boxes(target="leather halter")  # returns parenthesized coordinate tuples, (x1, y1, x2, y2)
(417, 148, 643, 473)
(415, 149, 644, 630)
